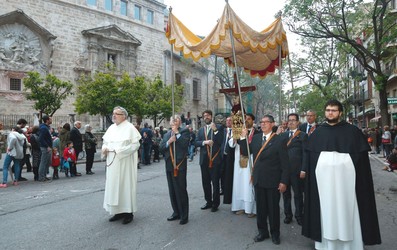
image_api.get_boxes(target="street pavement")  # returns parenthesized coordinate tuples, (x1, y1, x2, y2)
(0, 152, 396, 250)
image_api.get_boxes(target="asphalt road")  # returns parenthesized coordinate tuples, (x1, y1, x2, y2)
(0, 154, 396, 250)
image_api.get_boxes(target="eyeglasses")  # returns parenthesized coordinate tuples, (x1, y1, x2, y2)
(113, 113, 124, 116)
(260, 121, 272, 124)
(325, 109, 339, 113)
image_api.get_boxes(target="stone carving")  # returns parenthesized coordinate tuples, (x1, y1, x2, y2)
(0, 23, 42, 71)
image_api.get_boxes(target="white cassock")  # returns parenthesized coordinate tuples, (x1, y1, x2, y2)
(102, 120, 141, 215)
(229, 132, 256, 214)
(315, 151, 363, 250)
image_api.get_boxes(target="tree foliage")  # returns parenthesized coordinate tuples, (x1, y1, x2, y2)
(75, 72, 183, 127)
(23, 71, 74, 118)
(283, 0, 397, 126)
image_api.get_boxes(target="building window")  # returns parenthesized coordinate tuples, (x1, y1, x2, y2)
(120, 0, 127, 16)
(134, 5, 141, 20)
(104, 0, 112, 11)
(193, 79, 201, 100)
(87, 0, 97, 6)
(147, 10, 154, 24)
(10, 78, 22, 91)
(393, 0, 397, 9)
(107, 53, 117, 68)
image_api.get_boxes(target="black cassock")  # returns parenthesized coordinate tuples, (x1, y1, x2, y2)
(302, 120, 381, 245)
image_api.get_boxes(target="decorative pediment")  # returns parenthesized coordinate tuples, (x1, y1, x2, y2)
(82, 25, 141, 46)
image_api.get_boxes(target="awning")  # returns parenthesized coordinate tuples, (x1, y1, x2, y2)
(370, 116, 381, 122)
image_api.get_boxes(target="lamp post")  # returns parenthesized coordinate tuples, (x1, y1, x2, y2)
(360, 81, 366, 128)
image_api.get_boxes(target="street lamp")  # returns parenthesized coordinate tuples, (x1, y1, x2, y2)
(360, 81, 366, 128)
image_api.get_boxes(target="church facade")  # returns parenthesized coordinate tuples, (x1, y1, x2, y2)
(0, 0, 212, 129)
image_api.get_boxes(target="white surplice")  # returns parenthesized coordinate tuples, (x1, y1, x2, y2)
(229, 134, 256, 214)
(102, 120, 141, 215)
(315, 151, 364, 250)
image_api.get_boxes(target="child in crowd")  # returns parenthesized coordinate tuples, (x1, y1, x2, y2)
(51, 148, 60, 179)
(63, 141, 77, 177)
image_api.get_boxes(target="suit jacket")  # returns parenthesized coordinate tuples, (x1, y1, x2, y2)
(299, 123, 316, 135)
(241, 133, 289, 188)
(280, 130, 308, 174)
(221, 127, 233, 156)
(160, 127, 190, 172)
(195, 124, 224, 166)
(70, 127, 82, 152)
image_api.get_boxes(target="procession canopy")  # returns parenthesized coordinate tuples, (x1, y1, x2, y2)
(165, 3, 289, 78)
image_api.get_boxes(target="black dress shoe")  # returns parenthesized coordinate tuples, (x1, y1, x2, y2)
(109, 213, 124, 222)
(201, 204, 212, 210)
(284, 217, 292, 224)
(86, 171, 95, 175)
(122, 213, 134, 224)
(296, 218, 302, 226)
(179, 219, 188, 225)
(211, 207, 218, 212)
(271, 235, 280, 245)
(167, 214, 180, 221)
(254, 233, 269, 242)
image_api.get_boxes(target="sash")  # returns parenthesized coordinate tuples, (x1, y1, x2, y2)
(287, 130, 301, 146)
(308, 125, 316, 135)
(205, 126, 220, 168)
(251, 133, 276, 182)
(169, 142, 187, 177)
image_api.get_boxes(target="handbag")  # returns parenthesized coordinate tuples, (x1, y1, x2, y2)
(239, 155, 249, 168)
(63, 161, 70, 169)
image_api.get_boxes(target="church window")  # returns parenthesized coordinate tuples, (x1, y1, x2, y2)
(147, 10, 154, 24)
(10, 78, 22, 91)
(193, 79, 201, 100)
(120, 0, 128, 16)
(134, 5, 141, 20)
(105, 0, 112, 11)
(87, 0, 97, 6)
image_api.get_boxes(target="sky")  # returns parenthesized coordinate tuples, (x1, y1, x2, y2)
(163, 0, 299, 51)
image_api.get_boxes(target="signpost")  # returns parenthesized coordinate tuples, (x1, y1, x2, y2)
(387, 97, 397, 105)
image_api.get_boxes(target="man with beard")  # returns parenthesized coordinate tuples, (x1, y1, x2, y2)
(302, 99, 381, 249)
(160, 115, 190, 225)
(195, 110, 224, 212)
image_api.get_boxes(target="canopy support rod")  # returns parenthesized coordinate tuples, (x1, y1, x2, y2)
(169, 7, 177, 172)
(278, 45, 283, 124)
(226, 4, 252, 172)
(287, 55, 297, 111)
(210, 55, 219, 158)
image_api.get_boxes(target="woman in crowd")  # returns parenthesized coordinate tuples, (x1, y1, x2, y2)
(30, 126, 41, 181)
(84, 124, 97, 175)
(59, 123, 71, 172)
(382, 125, 393, 157)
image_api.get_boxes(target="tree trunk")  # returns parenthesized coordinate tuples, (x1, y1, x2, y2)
(378, 80, 390, 127)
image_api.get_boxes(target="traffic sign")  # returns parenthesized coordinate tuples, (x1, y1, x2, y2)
(387, 97, 397, 104)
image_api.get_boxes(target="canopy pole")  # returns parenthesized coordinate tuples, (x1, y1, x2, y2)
(226, 4, 252, 173)
(278, 45, 282, 124)
(209, 55, 219, 159)
(169, 7, 177, 173)
(287, 55, 297, 111)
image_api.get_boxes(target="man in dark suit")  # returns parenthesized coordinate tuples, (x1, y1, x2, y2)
(69, 121, 82, 176)
(220, 116, 234, 204)
(160, 115, 190, 225)
(240, 114, 289, 245)
(299, 110, 317, 136)
(195, 110, 224, 212)
(281, 113, 308, 226)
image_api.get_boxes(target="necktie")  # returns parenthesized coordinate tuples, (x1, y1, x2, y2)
(262, 136, 266, 145)
(307, 125, 312, 134)
(207, 125, 211, 136)
(228, 128, 232, 138)
(289, 131, 293, 138)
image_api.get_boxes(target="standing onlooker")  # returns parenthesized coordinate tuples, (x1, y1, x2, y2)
(382, 125, 393, 157)
(16, 119, 28, 181)
(188, 126, 196, 162)
(59, 123, 71, 172)
(84, 124, 97, 175)
(63, 141, 77, 177)
(152, 128, 161, 163)
(140, 123, 153, 165)
(1, 126, 26, 187)
(102, 106, 141, 224)
(51, 148, 60, 179)
(195, 110, 224, 212)
(30, 126, 41, 181)
(38, 116, 53, 182)
(70, 121, 82, 176)
(0, 122, 6, 160)
(302, 99, 381, 248)
(160, 115, 190, 225)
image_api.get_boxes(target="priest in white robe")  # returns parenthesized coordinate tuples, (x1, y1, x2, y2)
(229, 113, 259, 216)
(102, 106, 141, 224)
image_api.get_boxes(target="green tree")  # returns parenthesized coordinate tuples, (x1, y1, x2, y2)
(283, 0, 397, 126)
(23, 71, 74, 119)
